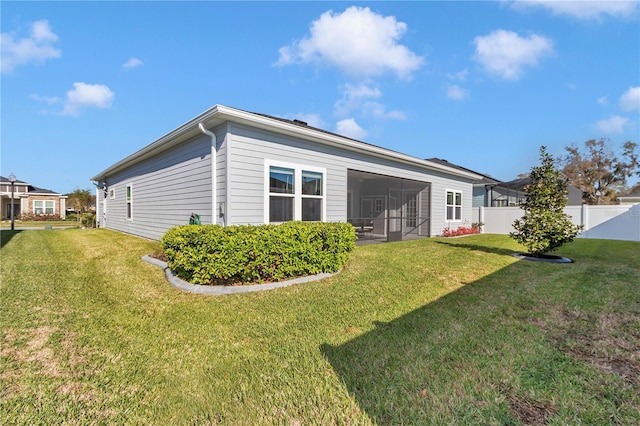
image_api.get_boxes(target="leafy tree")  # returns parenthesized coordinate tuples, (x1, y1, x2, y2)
(562, 139, 638, 204)
(67, 188, 94, 222)
(510, 146, 582, 256)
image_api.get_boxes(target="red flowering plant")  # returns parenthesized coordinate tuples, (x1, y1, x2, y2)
(441, 222, 483, 237)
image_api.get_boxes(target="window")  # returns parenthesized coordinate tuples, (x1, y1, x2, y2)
(34, 200, 54, 215)
(374, 198, 384, 212)
(406, 194, 417, 227)
(446, 190, 462, 221)
(269, 166, 294, 222)
(301, 170, 322, 221)
(266, 162, 325, 223)
(126, 184, 133, 220)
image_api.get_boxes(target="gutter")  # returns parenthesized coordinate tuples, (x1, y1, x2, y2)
(198, 123, 219, 225)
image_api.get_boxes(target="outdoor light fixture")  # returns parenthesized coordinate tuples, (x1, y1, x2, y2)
(8, 173, 16, 231)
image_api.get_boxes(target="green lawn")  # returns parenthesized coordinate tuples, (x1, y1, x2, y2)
(1, 229, 638, 424)
(0, 220, 79, 229)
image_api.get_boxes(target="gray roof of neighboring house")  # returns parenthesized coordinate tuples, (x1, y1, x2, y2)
(619, 192, 640, 198)
(0, 176, 61, 195)
(28, 186, 60, 195)
(0, 175, 29, 185)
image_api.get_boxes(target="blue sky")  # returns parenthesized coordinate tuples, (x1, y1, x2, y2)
(2, 1, 639, 194)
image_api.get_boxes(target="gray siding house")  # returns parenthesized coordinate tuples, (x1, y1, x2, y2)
(91, 105, 480, 241)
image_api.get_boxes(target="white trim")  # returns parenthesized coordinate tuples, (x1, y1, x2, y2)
(264, 159, 327, 224)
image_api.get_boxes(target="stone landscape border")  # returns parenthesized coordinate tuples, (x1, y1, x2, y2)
(511, 253, 573, 263)
(141, 255, 336, 295)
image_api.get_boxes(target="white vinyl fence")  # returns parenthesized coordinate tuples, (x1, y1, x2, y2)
(472, 204, 640, 242)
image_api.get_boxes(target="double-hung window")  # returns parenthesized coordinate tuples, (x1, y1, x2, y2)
(301, 170, 322, 221)
(34, 200, 55, 215)
(446, 190, 462, 221)
(269, 166, 295, 222)
(266, 162, 325, 223)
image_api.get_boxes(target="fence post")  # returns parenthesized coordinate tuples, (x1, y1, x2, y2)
(581, 204, 588, 237)
(479, 206, 485, 233)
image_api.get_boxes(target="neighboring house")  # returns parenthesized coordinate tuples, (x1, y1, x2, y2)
(487, 177, 583, 207)
(427, 158, 583, 207)
(426, 158, 501, 208)
(0, 176, 67, 220)
(91, 104, 481, 241)
(618, 192, 640, 205)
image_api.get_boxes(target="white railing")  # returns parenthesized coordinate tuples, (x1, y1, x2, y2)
(472, 204, 640, 242)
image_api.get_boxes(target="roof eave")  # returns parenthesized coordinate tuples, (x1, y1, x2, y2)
(92, 104, 481, 182)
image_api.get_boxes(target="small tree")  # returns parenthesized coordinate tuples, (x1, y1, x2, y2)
(510, 146, 582, 256)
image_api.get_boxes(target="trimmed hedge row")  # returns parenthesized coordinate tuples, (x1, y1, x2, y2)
(161, 221, 357, 285)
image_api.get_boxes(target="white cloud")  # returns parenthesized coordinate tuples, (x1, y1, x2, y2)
(122, 57, 143, 69)
(334, 82, 405, 120)
(595, 115, 629, 134)
(275, 6, 424, 79)
(1, 20, 61, 73)
(362, 102, 406, 120)
(597, 96, 608, 105)
(447, 69, 469, 82)
(31, 82, 115, 115)
(286, 112, 326, 129)
(509, 0, 639, 21)
(29, 93, 61, 105)
(336, 118, 368, 139)
(619, 86, 640, 111)
(447, 84, 470, 100)
(472, 29, 554, 80)
(334, 82, 382, 116)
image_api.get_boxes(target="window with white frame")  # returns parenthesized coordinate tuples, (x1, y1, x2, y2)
(126, 184, 133, 220)
(374, 198, 384, 212)
(34, 200, 55, 215)
(301, 170, 323, 221)
(446, 190, 462, 221)
(266, 162, 325, 223)
(269, 166, 294, 222)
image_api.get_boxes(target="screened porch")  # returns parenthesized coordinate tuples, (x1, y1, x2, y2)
(347, 170, 431, 243)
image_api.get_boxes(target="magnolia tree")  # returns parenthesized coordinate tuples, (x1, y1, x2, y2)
(510, 146, 582, 256)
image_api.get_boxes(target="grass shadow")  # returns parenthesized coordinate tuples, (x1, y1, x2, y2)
(434, 237, 519, 257)
(0, 230, 22, 249)
(320, 254, 639, 424)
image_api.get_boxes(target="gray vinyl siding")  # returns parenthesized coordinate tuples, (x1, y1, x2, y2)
(225, 123, 473, 236)
(101, 134, 213, 240)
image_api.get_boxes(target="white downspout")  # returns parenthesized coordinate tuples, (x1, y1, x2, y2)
(198, 123, 218, 225)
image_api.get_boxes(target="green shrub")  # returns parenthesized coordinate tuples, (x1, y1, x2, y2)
(510, 146, 582, 256)
(81, 213, 96, 228)
(161, 222, 356, 285)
